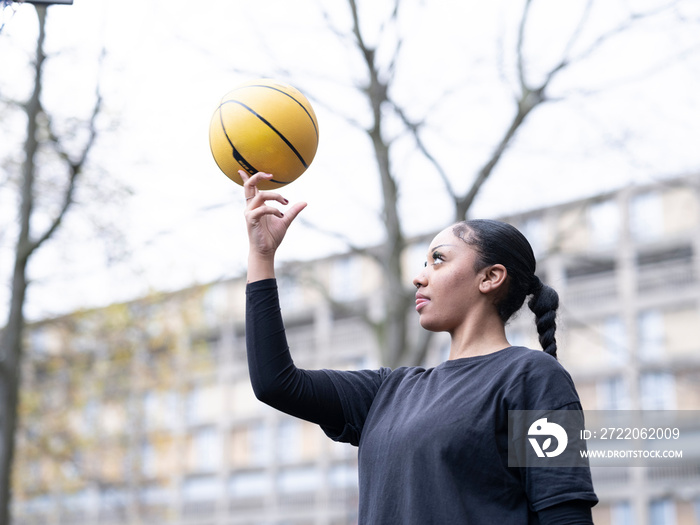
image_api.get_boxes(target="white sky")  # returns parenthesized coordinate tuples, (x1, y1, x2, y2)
(1, 0, 700, 321)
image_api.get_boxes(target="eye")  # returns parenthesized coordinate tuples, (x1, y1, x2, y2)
(431, 250, 446, 266)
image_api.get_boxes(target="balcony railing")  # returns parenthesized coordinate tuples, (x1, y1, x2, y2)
(565, 275, 618, 309)
(636, 258, 695, 294)
(564, 257, 697, 310)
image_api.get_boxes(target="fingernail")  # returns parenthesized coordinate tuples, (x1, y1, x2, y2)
(283, 198, 289, 204)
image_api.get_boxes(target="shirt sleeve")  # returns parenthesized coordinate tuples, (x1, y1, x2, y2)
(319, 367, 392, 446)
(537, 499, 594, 525)
(245, 279, 389, 444)
(506, 351, 599, 511)
(246, 279, 346, 432)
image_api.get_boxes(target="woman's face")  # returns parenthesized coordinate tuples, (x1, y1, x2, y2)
(412, 226, 486, 334)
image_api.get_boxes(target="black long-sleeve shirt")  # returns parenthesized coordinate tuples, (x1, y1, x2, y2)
(246, 279, 597, 524)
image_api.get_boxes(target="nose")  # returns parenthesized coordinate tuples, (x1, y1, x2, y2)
(413, 269, 427, 289)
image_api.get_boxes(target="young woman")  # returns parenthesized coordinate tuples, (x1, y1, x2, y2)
(242, 171, 598, 524)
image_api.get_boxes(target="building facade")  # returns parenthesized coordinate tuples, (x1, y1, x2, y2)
(504, 175, 700, 525)
(11, 174, 700, 525)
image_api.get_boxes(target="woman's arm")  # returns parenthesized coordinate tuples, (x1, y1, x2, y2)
(246, 278, 345, 431)
(241, 171, 345, 431)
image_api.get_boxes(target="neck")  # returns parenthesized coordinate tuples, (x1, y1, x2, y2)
(447, 312, 510, 360)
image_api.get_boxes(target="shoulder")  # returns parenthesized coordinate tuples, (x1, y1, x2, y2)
(507, 346, 571, 376)
(502, 347, 581, 410)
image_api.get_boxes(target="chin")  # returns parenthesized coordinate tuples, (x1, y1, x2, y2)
(418, 317, 443, 333)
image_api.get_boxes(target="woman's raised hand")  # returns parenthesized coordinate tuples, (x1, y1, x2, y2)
(241, 171, 307, 281)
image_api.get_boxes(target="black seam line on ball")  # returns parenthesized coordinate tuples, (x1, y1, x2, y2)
(218, 106, 288, 185)
(220, 99, 309, 169)
(235, 84, 318, 140)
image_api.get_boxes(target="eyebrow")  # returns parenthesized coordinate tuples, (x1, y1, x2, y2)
(428, 243, 455, 252)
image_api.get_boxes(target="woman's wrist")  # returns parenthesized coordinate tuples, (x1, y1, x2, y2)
(247, 251, 277, 283)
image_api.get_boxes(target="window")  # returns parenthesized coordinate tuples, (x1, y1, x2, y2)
(588, 200, 620, 248)
(249, 421, 272, 466)
(28, 326, 53, 356)
(228, 471, 268, 499)
(277, 418, 302, 463)
(640, 373, 676, 410)
(61, 489, 92, 514)
(23, 494, 53, 516)
(190, 336, 218, 365)
(185, 384, 221, 426)
(630, 192, 663, 242)
(141, 441, 156, 478)
(143, 390, 179, 430)
(229, 422, 272, 467)
(98, 487, 128, 520)
(597, 376, 629, 410)
(331, 256, 362, 301)
(182, 476, 220, 502)
(140, 436, 175, 478)
(190, 427, 222, 472)
(83, 399, 100, 435)
(519, 216, 546, 256)
(649, 498, 676, 525)
(203, 284, 228, 325)
(229, 427, 249, 467)
(139, 484, 170, 508)
(230, 379, 261, 417)
(611, 501, 633, 525)
(637, 310, 664, 362)
(184, 387, 201, 426)
(278, 275, 303, 312)
(328, 463, 358, 489)
(277, 466, 321, 494)
(603, 316, 627, 365)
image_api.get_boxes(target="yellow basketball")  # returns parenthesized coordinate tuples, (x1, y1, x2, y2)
(209, 79, 319, 190)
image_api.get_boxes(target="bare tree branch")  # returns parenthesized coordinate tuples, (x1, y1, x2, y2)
(516, 0, 534, 90)
(567, 40, 700, 98)
(567, 1, 680, 67)
(29, 81, 104, 255)
(390, 102, 455, 198)
(296, 216, 377, 261)
(455, 0, 677, 221)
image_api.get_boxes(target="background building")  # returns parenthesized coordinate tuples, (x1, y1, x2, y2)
(12, 174, 700, 525)
(505, 175, 700, 525)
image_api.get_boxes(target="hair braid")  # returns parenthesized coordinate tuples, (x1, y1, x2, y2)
(527, 276, 559, 359)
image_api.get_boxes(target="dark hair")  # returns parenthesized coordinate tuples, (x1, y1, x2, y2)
(452, 219, 559, 358)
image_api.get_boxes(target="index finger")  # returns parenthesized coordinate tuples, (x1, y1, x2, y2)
(240, 170, 273, 200)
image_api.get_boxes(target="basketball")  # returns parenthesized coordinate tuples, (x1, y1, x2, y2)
(209, 79, 319, 190)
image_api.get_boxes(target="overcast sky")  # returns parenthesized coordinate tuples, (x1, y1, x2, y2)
(2, 0, 700, 320)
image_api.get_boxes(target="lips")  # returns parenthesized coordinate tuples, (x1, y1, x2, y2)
(415, 293, 430, 312)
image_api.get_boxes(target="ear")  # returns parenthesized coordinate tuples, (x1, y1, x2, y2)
(478, 264, 507, 294)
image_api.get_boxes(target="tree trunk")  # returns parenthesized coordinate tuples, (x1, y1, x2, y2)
(0, 7, 46, 524)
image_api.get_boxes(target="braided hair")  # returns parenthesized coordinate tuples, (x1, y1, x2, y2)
(452, 220, 559, 359)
